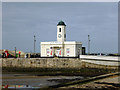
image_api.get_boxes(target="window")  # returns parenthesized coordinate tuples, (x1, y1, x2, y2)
(46, 48, 49, 56)
(59, 28, 61, 32)
(64, 34, 66, 38)
(66, 48, 70, 56)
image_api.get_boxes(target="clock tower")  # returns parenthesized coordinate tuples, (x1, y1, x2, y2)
(57, 21, 66, 42)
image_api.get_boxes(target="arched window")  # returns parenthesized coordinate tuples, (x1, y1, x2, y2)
(59, 28, 61, 32)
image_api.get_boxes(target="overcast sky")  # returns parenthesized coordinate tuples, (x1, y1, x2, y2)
(2, 2, 118, 53)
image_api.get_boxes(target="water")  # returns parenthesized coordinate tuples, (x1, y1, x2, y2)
(2, 73, 84, 89)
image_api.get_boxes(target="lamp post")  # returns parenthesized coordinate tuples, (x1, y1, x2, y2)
(15, 47, 16, 58)
(88, 35, 90, 55)
(34, 35, 36, 58)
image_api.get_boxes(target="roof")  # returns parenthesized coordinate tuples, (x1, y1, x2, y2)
(57, 21, 66, 26)
(41, 41, 82, 45)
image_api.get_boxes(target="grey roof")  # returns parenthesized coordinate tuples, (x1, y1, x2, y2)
(57, 21, 66, 26)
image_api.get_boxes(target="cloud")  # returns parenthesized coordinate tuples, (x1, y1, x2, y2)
(2, 2, 118, 53)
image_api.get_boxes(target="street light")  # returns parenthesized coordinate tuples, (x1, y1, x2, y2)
(88, 35, 90, 55)
(15, 47, 16, 58)
(34, 35, 36, 58)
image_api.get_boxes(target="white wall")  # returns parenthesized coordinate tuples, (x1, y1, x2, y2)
(57, 26, 66, 42)
(64, 44, 75, 57)
(41, 42, 82, 57)
(75, 44, 82, 57)
(41, 44, 50, 57)
(41, 43, 63, 57)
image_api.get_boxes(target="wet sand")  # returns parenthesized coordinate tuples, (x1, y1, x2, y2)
(2, 68, 118, 89)
(2, 73, 84, 89)
(61, 75, 120, 89)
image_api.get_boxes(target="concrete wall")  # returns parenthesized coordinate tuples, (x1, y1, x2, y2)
(2, 58, 82, 68)
(2, 58, 119, 69)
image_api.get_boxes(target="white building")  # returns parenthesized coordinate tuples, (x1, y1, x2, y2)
(40, 21, 82, 57)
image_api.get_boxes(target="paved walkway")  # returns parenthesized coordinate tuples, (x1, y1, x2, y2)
(61, 75, 120, 89)
(80, 55, 119, 66)
(81, 55, 118, 61)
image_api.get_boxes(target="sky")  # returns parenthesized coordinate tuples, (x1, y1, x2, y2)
(2, 2, 118, 53)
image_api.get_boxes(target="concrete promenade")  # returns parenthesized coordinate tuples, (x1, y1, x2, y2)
(80, 55, 119, 66)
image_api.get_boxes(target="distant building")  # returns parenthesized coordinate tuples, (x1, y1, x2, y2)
(1, 49, 25, 58)
(82, 47, 86, 55)
(40, 21, 82, 57)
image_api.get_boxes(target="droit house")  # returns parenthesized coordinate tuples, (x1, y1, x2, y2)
(40, 21, 82, 57)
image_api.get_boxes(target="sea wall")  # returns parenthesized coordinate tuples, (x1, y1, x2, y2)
(2, 58, 82, 68)
(2, 58, 119, 69)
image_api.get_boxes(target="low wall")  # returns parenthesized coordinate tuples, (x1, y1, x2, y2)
(2, 58, 119, 69)
(2, 58, 82, 69)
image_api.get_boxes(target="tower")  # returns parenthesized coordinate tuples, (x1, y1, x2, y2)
(57, 21, 66, 42)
